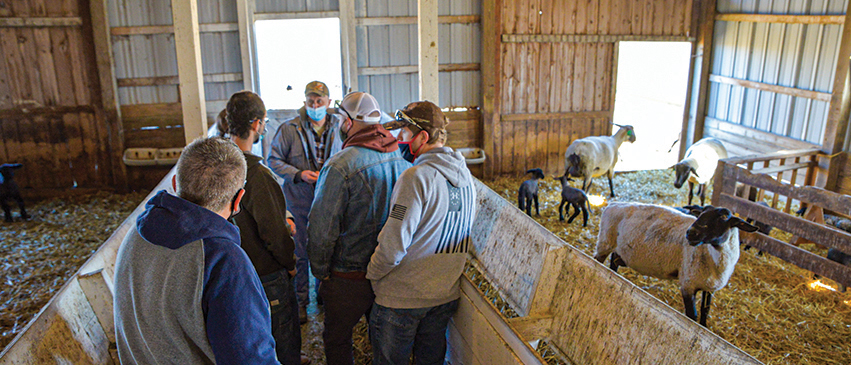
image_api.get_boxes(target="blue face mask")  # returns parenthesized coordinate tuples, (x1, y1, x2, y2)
(397, 142, 415, 163)
(306, 106, 327, 121)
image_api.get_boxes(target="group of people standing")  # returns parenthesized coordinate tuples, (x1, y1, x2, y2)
(112, 80, 478, 365)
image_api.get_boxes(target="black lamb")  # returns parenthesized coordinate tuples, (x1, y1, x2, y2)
(518, 168, 545, 216)
(1, 163, 30, 222)
(555, 175, 590, 226)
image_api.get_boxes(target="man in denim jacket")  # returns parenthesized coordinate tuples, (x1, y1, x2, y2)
(268, 81, 344, 320)
(307, 91, 411, 365)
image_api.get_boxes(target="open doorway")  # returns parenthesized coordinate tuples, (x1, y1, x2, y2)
(254, 18, 344, 109)
(613, 41, 692, 171)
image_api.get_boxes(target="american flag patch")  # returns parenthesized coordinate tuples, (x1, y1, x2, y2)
(389, 204, 407, 220)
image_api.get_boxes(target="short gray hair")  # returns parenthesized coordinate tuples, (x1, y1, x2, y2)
(175, 137, 247, 212)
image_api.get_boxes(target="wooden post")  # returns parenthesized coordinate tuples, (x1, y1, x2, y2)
(417, 0, 439, 104)
(172, 0, 207, 144)
(339, 0, 358, 93)
(481, 0, 501, 178)
(89, 0, 128, 190)
(823, 0, 851, 156)
(681, 0, 716, 159)
(236, 0, 257, 91)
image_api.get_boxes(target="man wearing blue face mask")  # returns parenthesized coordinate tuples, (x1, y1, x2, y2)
(268, 81, 344, 323)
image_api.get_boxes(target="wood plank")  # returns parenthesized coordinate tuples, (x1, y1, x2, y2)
(0, 105, 95, 118)
(123, 127, 186, 149)
(501, 34, 695, 43)
(718, 193, 851, 252)
(502, 110, 612, 122)
(19, 28, 45, 105)
(704, 117, 818, 150)
(77, 269, 115, 343)
(823, 1, 851, 155)
(358, 63, 480, 76)
(357, 15, 480, 26)
(62, 112, 88, 187)
(65, 28, 90, 105)
(715, 13, 844, 25)
(728, 167, 851, 216)
(506, 315, 554, 342)
(708, 74, 831, 102)
(0, 17, 82, 27)
(339, 0, 357, 92)
(116, 72, 243, 87)
(120, 103, 183, 119)
(722, 148, 823, 165)
(172, 0, 207, 145)
(481, 0, 499, 177)
(738, 231, 851, 289)
(418, 0, 439, 104)
(687, 0, 717, 156)
(109, 23, 239, 36)
(236, 0, 256, 91)
(254, 11, 340, 21)
(32, 28, 59, 105)
(750, 162, 812, 175)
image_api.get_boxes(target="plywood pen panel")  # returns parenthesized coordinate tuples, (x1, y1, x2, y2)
(488, 0, 694, 175)
(708, 0, 848, 156)
(0, 0, 118, 196)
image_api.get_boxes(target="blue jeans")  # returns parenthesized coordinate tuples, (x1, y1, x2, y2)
(369, 300, 459, 365)
(260, 270, 301, 365)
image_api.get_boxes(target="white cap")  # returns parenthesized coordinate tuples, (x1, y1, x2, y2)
(340, 92, 382, 123)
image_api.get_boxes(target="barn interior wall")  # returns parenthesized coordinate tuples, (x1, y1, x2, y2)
(487, 0, 695, 176)
(704, 0, 848, 157)
(0, 0, 121, 198)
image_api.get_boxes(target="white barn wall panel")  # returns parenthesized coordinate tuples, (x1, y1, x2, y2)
(708, 0, 848, 154)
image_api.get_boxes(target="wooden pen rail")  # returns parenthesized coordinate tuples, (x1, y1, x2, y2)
(712, 149, 851, 288)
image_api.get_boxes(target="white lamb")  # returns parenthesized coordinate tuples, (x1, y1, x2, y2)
(594, 203, 757, 326)
(671, 137, 728, 205)
(564, 124, 636, 197)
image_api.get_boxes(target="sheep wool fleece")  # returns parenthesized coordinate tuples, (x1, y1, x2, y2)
(367, 147, 477, 309)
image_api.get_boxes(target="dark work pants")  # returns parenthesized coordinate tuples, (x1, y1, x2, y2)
(319, 276, 374, 365)
(369, 300, 459, 365)
(260, 269, 301, 365)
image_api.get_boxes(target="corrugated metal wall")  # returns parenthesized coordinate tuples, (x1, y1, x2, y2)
(708, 0, 847, 151)
(355, 0, 482, 110)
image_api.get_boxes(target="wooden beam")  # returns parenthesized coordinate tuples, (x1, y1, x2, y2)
(90, 0, 128, 191)
(356, 15, 480, 26)
(501, 34, 695, 43)
(116, 73, 243, 87)
(253, 11, 340, 21)
(709, 74, 831, 102)
(418, 0, 439, 104)
(339, 0, 358, 93)
(823, 1, 851, 155)
(110, 23, 238, 36)
(0, 17, 82, 27)
(506, 316, 553, 341)
(679, 0, 705, 160)
(688, 0, 717, 154)
(77, 269, 115, 343)
(704, 117, 820, 151)
(715, 13, 844, 25)
(481, 0, 500, 178)
(359, 63, 480, 76)
(0, 105, 95, 119)
(172, 0, 207, 144)
(501, 110, 613, 122)
(740, 231, 851, 289)
(749, 162, 813, 175)
(236, 0, 257, 91)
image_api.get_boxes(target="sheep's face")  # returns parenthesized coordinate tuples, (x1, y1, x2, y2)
(527, 168, 545, 180)
(0, 164, 23, 181)
(686, 206, 758, 247)
(672, 163, 696, 189)
(554, 175, 575, 188)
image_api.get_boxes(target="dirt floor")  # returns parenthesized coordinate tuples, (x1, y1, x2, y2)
(485, 170, 851, 365)
(0, 191, 146, 350)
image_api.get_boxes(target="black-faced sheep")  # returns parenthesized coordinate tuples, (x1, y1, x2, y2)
(594, 203, 757, 326)
(564, 124, 636, 197)
(554, 175, 590, 227)
(1, 163, 30, 222)
(518, 168, 545, 216)
(671, 137, 728, 206)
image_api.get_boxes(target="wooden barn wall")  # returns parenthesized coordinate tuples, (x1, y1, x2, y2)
(489, 0, 694, 175)
(706, 0, 848, 157)
(354, 0, 482, 111)
(0, 0, 119, 197)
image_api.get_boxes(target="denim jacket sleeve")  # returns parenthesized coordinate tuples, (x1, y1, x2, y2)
(307, 164, 347, 279)
(267, 120, 301, 181)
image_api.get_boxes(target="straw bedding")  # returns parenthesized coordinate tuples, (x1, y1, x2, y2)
(0, 191, 146, 351)
(485, 170, 851, 365)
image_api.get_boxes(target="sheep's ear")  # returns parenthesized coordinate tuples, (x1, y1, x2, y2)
(690, 166, 700, 178)
(668, 164, 677, 170)
(729, 216, 759, 232)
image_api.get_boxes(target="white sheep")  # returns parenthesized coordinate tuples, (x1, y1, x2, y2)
(594, 203, 757, 326)
(671, 137, 728, 206)
(564, 124, 636, 197)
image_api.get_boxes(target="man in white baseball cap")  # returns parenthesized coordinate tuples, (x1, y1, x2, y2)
(307, 91, 411, 365)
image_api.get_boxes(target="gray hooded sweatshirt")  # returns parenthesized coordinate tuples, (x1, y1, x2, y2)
(367, 147, 477, 309)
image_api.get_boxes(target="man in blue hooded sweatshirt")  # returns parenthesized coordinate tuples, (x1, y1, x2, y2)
(367, 101, 477, 365)
(113, 137, 280, 364)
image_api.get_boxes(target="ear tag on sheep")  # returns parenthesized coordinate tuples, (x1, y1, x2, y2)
(627, 129, 634, 137)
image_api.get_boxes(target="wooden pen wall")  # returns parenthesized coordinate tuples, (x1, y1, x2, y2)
(487, 0, 696, 175)
(0, 0, 119, 197)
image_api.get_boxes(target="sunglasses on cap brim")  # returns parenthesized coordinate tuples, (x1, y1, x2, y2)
(334, 100, 354, 121)
(393, 110, 431, 131)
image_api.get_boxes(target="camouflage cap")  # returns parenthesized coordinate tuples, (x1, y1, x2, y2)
(382, 101, 448, 132)
(304, 81, 329, 97)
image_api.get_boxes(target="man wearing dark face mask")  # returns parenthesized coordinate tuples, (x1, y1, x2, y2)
(228, 91, 306, 365)
(307, 91, 411, 365)
(268, 81, 344, 321)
